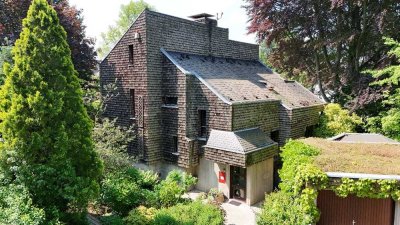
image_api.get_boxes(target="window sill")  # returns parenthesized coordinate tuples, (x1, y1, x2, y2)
(161, 104, 178, 109)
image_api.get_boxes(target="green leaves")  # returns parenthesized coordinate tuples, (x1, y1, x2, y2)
(313, 103, 362, 138)
(97, 0, 154, 58)
(0, 0, 103, 222)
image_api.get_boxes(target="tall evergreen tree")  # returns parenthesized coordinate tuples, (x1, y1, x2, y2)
(0, 0, 103, 222)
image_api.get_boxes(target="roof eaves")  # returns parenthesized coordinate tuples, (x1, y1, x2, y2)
(161, 48, 232, 105)
(230, 99, 280, 105)
(204, 142, 277, 155)
(101, 9, 148, 63)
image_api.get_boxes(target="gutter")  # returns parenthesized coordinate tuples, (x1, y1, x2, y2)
(326, 172, 400, 181)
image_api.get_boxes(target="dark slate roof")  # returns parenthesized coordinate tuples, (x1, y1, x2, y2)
(162, 50, 325, 109)
(204, 128, 277, 154)
(329, 133, 399, 144)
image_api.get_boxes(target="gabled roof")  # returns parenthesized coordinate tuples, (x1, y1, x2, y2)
(204, 128, 277, 154)
(329, 133, 399, 144)
(161, 50, 324, 109)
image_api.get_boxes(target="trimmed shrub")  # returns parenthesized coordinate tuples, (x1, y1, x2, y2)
(153, 201, 224, 225)
(257, 192, 311, 225)
(124, 206, 157, 225)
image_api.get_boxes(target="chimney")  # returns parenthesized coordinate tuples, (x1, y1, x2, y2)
(189, 13, 217, 27)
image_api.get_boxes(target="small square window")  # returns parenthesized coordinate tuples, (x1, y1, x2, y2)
(162, 96, 178, 105)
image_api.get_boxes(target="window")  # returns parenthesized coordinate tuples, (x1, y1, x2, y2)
(199, 110, 207, 137)
(172, 136, 178, 152)
(128, 45, 134, 65)
(305, 125, 315, 137)
(271, 130, 279, 143)
(162, 96, 178, 105)
(130, 89, 135, 117)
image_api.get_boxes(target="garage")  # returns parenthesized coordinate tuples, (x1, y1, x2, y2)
(317, 190, 394, 225)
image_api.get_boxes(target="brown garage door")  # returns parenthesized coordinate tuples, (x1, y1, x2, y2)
(317, 190, 394, 225)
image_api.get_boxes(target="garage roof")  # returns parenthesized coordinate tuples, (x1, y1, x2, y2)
(300, 137, 400, 175)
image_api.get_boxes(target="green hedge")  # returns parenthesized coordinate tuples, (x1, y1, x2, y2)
(124, 201, 224, 225)
(258, 140, 400, 225)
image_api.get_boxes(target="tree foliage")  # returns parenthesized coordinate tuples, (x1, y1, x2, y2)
(257, 191, 311, 225)
(313, 103, 362, 138)
(0, 0, 97, 81)
(0, 184, 47, 225)
(246, 0, 400, 113)
(0, 0, 102, 221)
(366, 38, 400, 140)
(0, 44, 12, 85)
(93, 118, 135, 173)
(98, 0, 154, 58)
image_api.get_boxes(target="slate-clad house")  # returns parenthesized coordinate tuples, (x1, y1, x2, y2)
(100, 10, 325, 205)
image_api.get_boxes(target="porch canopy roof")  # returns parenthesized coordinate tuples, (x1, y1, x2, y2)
(203, 128, 278, 167)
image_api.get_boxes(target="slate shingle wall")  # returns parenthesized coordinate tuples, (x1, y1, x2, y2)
(100, 9, 323, 168)
(160, 59, 232, 168)
(232, 101, 280, 133)
(99, 12, 148, 158)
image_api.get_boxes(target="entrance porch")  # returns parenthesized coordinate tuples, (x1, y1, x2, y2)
(196, 128, 278, 205)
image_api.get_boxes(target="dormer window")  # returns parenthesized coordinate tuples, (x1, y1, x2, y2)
(128, 45, 134, 65)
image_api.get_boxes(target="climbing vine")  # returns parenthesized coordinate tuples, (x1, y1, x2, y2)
(263, 140, 400, 224)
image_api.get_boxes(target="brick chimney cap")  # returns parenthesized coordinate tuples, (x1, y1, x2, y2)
(189, 13, 214, 19)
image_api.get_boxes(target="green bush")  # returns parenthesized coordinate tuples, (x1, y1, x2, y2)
(279, 140, 320, 193)
(0, 184, 46, 225)
(93, 118, 135, 173)
(100, 214, 125, 225)
(155, 170, 197, 208)
(101, 170, 144, 215)
(257, 192, 312, 225)
(153, 201, 224, 225)
(101, 168, 160, 215)
(313, 103, 362, 137)
(124, 206, 157, 225)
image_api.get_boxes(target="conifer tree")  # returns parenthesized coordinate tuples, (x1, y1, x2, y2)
(0, 0, 103, 222)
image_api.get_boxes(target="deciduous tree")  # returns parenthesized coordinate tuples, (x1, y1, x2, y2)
(0, 0, 97, 81)
(0, 0, 103, 222)
(97, 0, 154, 58)
(366, 37, 400, 140)
(246, 0, 400, 113)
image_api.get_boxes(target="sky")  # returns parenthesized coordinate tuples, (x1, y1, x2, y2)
(68, 0, 257, 47)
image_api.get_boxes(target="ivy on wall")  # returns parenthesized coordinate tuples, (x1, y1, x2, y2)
(272, 140, 400, 224)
